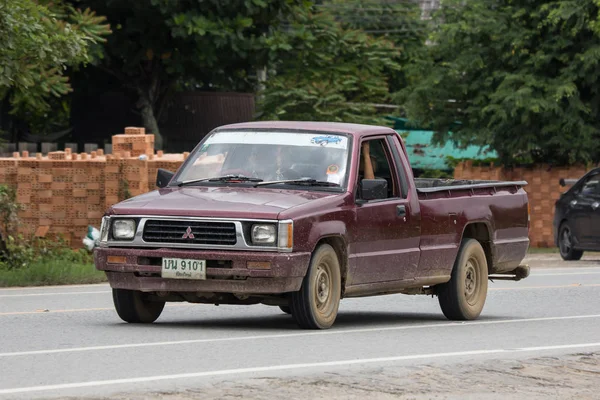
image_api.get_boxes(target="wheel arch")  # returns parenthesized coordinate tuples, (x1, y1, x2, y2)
(312, 235, 348, 297)
(461, 222, 494, 274)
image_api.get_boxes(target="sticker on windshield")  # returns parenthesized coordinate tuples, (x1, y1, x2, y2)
(311, 135, 343, 146)
(326, 164, 340, 174)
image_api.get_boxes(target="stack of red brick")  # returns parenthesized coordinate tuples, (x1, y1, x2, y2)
(12, 149, 108, 242)
(0, 127, 186, 247)
(455, 161, 590, 247)
(0, 159, 17, 186)
(112, 127, 154, 157)
(146, 152, 190, 191)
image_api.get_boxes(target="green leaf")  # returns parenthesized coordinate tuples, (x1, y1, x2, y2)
(397, 0, 600, 166)
(0, 0, 110, 126)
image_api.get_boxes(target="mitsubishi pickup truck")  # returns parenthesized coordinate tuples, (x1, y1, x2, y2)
(95, 121, 531, 329)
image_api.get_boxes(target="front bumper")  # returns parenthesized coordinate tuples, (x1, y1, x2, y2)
(94, 247, 311, 294)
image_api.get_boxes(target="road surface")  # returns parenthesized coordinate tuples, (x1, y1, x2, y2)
(0, 253, 599, 399)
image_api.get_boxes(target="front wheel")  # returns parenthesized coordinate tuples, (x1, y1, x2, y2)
(112, 289, 165, 323)
(290, 244, 341, 329)
(437, 239, 488, 320)
(558, 222, 584, 261)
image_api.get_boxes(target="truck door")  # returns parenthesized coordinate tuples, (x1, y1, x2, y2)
(349, 136, 421, 284)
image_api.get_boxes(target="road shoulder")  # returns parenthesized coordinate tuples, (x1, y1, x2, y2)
(84, 352, 600, 400)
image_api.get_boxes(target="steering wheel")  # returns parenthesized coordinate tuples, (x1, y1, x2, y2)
(281, 168, 302, 180)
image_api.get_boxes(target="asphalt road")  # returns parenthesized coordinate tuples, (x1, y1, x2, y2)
(1, 253, 600, 399)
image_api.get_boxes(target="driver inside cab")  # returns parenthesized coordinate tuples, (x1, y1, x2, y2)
(247, 145, 300, 181)
(359, 141, 377, 180)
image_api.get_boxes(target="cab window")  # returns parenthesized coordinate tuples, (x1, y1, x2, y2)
(357, 138, 398, 199)
(580, 175, 600, 197)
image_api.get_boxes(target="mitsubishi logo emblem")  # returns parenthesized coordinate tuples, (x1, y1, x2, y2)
(182, 226, 195, 239)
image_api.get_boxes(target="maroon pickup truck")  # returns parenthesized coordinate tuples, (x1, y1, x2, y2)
(95, 121, 530, 329)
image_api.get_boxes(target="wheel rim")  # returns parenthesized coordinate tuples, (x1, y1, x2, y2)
(314, 263, 333, 314)
(464, 257, 481, 306)
(560, 227, 572, 255)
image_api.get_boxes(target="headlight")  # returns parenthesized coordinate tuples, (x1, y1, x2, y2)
(112, 219, 136, 240)
(251, 224, 276, 244)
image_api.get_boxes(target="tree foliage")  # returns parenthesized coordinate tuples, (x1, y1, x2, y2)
(321, 0, 427, 92)
(258, 7, 401, 124)
(0, 0, 110, 119)
(398, 0, 600, 166)
(72, 0, 308, 149)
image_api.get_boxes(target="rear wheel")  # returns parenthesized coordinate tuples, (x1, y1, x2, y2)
(437, 239, 488, 320)
(112, 289, 165, 323)
(558, 222, 584, 261)
(290, 244, 341, 329)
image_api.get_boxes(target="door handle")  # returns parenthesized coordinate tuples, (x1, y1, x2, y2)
(593, 202, 600, 210)
(396, 205, 406, 218)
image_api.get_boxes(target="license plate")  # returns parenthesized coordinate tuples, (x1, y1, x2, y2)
(161, 258, 206, 280)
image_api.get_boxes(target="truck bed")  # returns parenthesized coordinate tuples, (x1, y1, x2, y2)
(413, 178, 529, 276)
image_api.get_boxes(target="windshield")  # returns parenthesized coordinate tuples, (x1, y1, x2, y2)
(175, 130, 351, 188)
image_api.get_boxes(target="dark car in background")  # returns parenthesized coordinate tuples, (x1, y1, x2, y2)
(554, 168, 600, 260)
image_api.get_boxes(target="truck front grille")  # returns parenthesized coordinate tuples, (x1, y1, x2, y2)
(142, 220, 237, 245)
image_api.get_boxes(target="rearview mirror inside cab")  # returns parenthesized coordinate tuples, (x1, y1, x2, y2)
(359, 179, 388, 201)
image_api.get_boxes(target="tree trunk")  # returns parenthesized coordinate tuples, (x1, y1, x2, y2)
(137, 93, 163, 150)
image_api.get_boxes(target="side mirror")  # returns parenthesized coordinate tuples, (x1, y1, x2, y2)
(559, 178, 577, 187)
(359, 179, 388, 201)
(156, 168, 175, 188)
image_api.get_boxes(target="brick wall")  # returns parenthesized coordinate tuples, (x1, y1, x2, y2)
(454, 161, 590, 247)
(0, 128, 185, 246)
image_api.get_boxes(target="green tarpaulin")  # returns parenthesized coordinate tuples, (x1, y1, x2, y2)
(386, 116, 497, 170)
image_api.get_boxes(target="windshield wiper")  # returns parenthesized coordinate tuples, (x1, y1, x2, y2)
(255, 178, 340, 187)
(178, 175, 263, 187)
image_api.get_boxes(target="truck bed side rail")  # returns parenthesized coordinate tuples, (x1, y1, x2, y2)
(415, 178, 528, 194)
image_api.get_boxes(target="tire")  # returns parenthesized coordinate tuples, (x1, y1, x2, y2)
(558, 222, 584, 261)
(112, 289, 165, 323)
(279, 306, 292, 315)
(437, 239, 488, 321)
(290, 244, 341, 329)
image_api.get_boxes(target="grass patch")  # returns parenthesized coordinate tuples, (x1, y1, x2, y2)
(0, 259, 107, 287)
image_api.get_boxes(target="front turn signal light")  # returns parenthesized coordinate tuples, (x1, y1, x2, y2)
(278, 220, 293, 252)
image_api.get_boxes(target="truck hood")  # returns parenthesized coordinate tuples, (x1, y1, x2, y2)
(109, 186, 338, 219)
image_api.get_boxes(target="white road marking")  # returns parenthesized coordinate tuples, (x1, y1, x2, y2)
(0, 303, 194, 316)
(2, 314, 600, 358)
(0, 284, 109, 292)
(532, 266, 600, 272)
(490, 284, 600, 291)
(0, 291, 110, 298)
(1, 342, 599, 395)
(532, 271, 600, 276)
